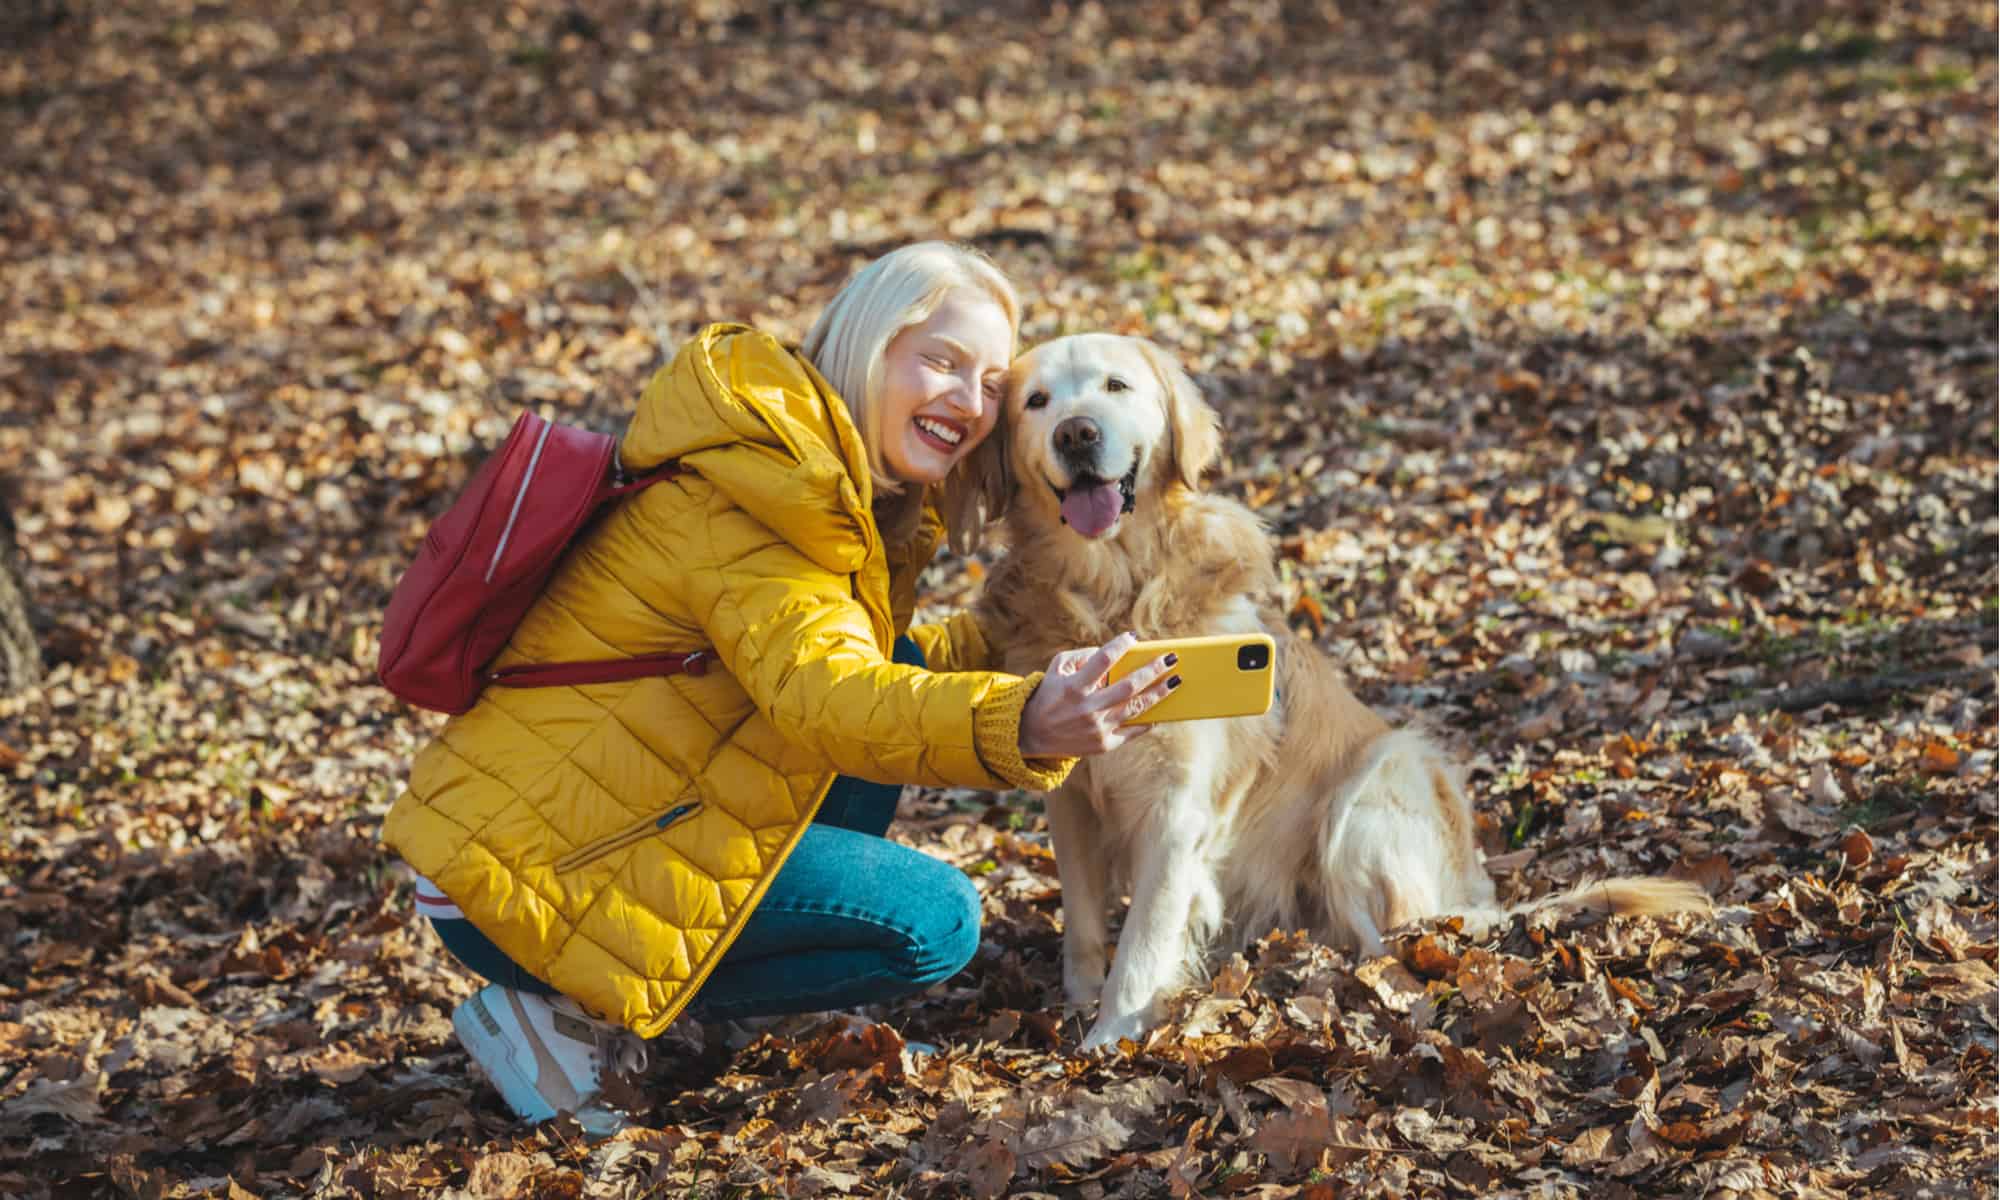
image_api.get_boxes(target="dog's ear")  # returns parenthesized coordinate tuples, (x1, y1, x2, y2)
(1134, 338, 1220, 491)
(936, 401, 1012, 555)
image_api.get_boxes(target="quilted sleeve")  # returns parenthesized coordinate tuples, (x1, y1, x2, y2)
(687, 515, 1074, 792)
(907, 610, 994, 675)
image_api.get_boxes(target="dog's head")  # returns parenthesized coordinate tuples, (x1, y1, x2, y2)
(1003, 334, 1221, 540)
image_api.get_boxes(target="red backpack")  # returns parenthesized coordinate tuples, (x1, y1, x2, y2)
(376, 410, 708, 714)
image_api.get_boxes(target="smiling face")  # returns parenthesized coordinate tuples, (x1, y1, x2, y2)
(1005, 334, 1179, 540)
(875, 290, 1013, 487)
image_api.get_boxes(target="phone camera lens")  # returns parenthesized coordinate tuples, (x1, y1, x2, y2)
(1238, 644, 1269, 671)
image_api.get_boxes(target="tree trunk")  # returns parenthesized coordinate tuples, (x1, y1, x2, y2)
(0, 499, 41, 696)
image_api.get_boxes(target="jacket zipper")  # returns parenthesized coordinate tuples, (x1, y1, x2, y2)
(554, 800, 703, 873)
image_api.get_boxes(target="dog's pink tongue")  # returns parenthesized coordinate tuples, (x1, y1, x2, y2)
(1060, 483, 1124, 537)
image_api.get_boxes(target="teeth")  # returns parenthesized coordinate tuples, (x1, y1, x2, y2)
(915, 417, 963, 446)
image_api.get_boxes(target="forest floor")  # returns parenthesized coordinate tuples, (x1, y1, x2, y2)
(1, 1, 1995, 1197)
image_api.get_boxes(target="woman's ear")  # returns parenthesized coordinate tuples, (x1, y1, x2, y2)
(1135, 338, 1220, 491)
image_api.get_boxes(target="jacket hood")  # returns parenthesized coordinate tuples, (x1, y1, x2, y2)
(621, 324, 877, 576)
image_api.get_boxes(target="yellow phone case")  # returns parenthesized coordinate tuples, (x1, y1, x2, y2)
(1106, 633, 1277, 724)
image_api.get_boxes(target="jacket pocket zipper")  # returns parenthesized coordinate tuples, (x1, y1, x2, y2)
(554, 800, 703, 873)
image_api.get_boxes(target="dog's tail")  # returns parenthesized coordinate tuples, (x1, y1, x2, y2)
(1454, 875, 1714, 940)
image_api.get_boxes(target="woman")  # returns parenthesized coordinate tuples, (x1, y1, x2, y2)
(383, 242, 1179, 1125)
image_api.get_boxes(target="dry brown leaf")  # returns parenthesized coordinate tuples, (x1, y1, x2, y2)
(1206, 1043, 1274, 1087)
(1354, 957, 1427, 1014)
(1677, 853, 1735, 895)
(1839, 827, 1875, 869)
(1249, 1077, 1327, 1114)
(1514, 707, 1565, 741)
(1493, 369, 1543, 399)
(465, 1152, 541, 1198)
(1915, 959, 1998, 1005)
(1405, 935, 1460, 978)
(1010, 1107, 1134, 1171)
(2, 2, 1994, 1192)
(1913, 899, 1977, 962)
(978, 1009, 1021, 1044)
(1211, 954, 1253, 998)
(1, 1073, 105, 1126)
(962, 1139, 1014, 1200)
(1921, 742, 1962, 774)
(1249, 1105, 1336, 1172)
(90, 495, 133, 534)
(1290, 592, 1327, 638)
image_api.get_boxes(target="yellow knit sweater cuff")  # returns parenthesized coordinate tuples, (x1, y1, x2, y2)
(973, 672, 1077, 793)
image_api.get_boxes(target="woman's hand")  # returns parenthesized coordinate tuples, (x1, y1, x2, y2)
(1018, 632, 1180, 759)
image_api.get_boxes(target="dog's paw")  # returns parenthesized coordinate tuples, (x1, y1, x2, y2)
(1078, 1010, 1149, 1053)
(1062, 944, 1108, 1009)
(1063, 966, 1107, 1011)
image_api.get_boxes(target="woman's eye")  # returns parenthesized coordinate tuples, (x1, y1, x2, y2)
(1025, 391, 1050, 410)
(924, 354, 953, 370)
(1105, 376, 1129, 393)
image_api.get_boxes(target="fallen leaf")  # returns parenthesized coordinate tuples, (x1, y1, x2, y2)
(1921, 742, 1961, 775)
(1249, 1077, 1327, 1114)
(1914, 959, 1998, 1005)
(1354, 957, 1428, 1014)
(1493, 369, 1543, 399)
(1839, 827, 1874, 869)
(91, 495, 134, 533)
(1, 1073, 105, 1125)
(1211, 954, 1253, 998)
(465, 1151, 541, 1198)
(963, 1138, 1014, 1200)
(1249, 1106, 1336, 1172)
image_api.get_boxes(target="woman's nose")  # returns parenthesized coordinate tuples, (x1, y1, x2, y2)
(946, 372, 985, 416)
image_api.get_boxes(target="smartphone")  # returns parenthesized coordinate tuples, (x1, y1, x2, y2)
(1106, 633, 1276, 724)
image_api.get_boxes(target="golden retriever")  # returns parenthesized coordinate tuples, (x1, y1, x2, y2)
(976, 334, 1711, 1050)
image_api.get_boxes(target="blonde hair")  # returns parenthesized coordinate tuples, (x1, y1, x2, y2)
(802, 241, 1019, 552)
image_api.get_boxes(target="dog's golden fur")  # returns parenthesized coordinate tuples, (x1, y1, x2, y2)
(977, 334, 1710, 1049)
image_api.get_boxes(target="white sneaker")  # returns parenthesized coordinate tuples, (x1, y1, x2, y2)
(451, 985, 648, 1125)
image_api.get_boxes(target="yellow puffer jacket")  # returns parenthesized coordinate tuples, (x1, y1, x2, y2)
(383, 324, 1073, 1037)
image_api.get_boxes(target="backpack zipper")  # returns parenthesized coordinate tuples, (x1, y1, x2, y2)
(485, 418, 554, 582)
(553, 799, 703, 873)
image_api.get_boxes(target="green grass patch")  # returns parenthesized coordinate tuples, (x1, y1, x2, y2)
(1113, 249, 1163, 282)
(1509, 799, 1540, 848)
(1757, 33, 1880, 74)
(1861, 222, 1946, 251)
(1894, 65, 1974, 94)
(1842, 777, 1929, 830)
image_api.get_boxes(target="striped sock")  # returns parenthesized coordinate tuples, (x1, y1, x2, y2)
(413, 874, 463, 921)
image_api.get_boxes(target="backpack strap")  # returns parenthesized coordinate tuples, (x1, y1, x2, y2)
(485, 649, 711, 691)
(479, 456, 703, 694)
(605, 458, 684, 499)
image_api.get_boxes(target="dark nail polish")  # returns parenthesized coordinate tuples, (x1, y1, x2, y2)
(1165, 653, 1179, 667)
(1167, 675, 1182, 689)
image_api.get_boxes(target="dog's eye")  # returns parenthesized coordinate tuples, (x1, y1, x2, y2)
(1105, 376, 1129, 393)
(1025, 390, 1050, 410)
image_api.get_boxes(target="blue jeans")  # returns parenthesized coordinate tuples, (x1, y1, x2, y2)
(428, 637, 982, 1022)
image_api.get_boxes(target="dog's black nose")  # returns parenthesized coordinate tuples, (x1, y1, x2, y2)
(1054, 416, 1102, 458)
